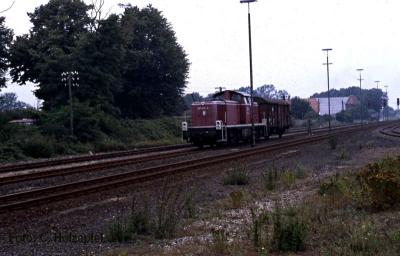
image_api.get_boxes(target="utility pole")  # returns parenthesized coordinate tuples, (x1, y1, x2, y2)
(240, 0, 257, 146)
(322, 48, 332, 131)
(375, 80, 380, 122)
(356, 69, 364, 125)
(61, 71, 79, 137)
(384, 85, 389, 121)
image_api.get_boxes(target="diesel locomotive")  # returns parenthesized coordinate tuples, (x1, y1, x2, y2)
(182, 90, 290, 147)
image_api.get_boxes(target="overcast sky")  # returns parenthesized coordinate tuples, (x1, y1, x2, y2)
(1, 0, 399, 107)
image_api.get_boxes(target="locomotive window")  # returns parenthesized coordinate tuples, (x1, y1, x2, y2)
(231, 94, 241, 102)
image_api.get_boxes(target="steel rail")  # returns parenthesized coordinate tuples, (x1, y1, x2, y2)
(0, 144, 192, 173)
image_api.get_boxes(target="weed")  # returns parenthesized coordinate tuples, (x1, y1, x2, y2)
(229, 190, 244, 208)
(328, 136, 338, 150)
(294, 164, 308, 179)
(223, 163, 250, 186)
(348, 222, 381, 255)
(106, 214, 132, 242)
(281, 170, 296, 189)
(211, 228, 228, 255)
(105, 183, 196, 242)
(250, 208, 269, 249)
(263, 168, 278, 191)
(336, 148, 351, 160)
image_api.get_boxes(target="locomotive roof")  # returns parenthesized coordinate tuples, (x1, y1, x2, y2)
(213, 90, 250, 98)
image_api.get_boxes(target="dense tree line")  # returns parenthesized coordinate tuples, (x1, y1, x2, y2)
(5, 0, 189, 119)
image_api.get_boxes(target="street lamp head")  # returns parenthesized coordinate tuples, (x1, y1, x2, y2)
(240, 0, 257, 3)
(322, 48, 332, 51)
(357, 68, 364, 72)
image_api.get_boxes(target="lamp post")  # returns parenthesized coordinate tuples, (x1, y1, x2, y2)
(375, 80, 380, 122)
(240, 0, 257, 146)
(356, 69, 364, 125)
(61, 71, 79, 136)
(322, 48, 332, 131)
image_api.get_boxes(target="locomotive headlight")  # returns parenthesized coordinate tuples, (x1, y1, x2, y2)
(182, 122, 188, 131)
(216, 120, 223, 130)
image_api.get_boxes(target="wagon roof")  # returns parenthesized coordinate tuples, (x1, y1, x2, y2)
(253, 96, 290, 105)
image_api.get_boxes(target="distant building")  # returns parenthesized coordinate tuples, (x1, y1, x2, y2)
(9, 118, 36, 126)
(307, 96, 359, 116)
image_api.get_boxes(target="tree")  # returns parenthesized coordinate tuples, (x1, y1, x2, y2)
(0, 93, 31, 111)
(238, 84, 289, 100)
(290, 97, 314, 119)
(9, 0, 93, 110)
(75, 14, 125, 115)
(115, 5, 189, 118)
(0, 16, 13, 90)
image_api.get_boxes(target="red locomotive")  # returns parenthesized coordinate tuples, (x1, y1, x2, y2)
(182, 90, 290, 147)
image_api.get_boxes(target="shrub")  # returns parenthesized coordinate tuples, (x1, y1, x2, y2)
(19, 135, 55, 158)
(271, 205, 307, 252)
(319, 174, 344, 197)
(223, 163, 250, 186)
(357, 157, 400, 210)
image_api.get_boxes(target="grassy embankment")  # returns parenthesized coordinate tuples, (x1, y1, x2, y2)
(0, 117, 182, 163)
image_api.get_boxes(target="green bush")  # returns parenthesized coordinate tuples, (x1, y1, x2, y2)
(19, 136, 55, 158)
(223, 163, 250, 186)
(357, 157, 400, 210)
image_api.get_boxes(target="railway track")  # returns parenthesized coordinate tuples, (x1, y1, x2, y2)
(0, 123, 358, 175)
(0, 123, 365, 187)
(379, 122, 400, 137)
(0, 121, 394, 212)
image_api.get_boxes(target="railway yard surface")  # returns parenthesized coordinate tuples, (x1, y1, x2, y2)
(1, 122, 400, 255)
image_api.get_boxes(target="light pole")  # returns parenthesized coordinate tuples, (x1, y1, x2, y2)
(375, 80, 380, 122)
(322, 48, 332, 131)
(356, 69, 364, 125)
(384, 85, 389, 121)
(240, 0, 257, 146)
(61, 71, 79, 136)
